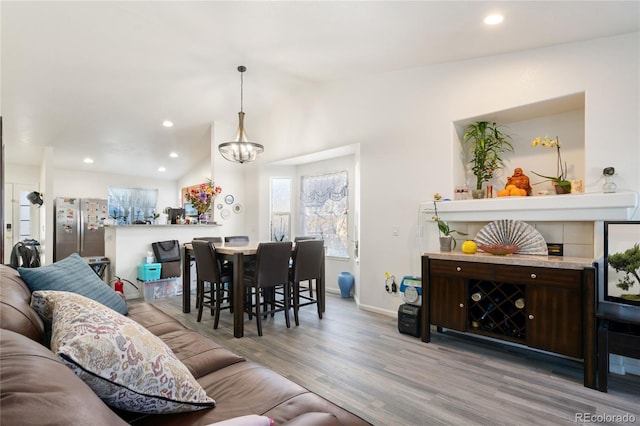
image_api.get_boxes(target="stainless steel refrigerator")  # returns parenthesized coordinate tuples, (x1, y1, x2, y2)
(54, 198, 108, 261)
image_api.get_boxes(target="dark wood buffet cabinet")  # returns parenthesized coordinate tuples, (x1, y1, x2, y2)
(421, 253, 597, 389)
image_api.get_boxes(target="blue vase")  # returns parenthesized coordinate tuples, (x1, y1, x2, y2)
(338, 272, 354, 298)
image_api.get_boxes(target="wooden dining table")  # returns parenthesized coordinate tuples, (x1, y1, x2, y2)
(182, 242, 325, 338)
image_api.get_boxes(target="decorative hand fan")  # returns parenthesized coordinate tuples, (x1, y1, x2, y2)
(475, 219, 547, 255)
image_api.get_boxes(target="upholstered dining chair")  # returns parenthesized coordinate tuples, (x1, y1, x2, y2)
(192, 237, 225, 309)
(243, 241, 293, 336)
(191, 240, 233, 328)
(292, 235, 318, 297)
(290, 239, 324, 326)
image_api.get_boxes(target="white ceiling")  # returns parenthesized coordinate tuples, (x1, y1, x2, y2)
(2, 1, 639, 180)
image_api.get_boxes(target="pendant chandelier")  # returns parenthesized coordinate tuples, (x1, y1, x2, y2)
(218, 66, 264, 164)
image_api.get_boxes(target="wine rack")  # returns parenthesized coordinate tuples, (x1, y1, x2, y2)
(467, 279, 526, 342)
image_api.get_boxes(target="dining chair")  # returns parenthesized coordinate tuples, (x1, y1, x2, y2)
(191, 240, 233, 328)
(292, 235, 318, 297)
(192, 237, 226, 309)
(290, 239, 324, 326)
(243, 241, 293, 336)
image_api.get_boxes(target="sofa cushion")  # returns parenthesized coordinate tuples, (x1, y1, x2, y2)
(18, 252, 128, 315)
(0, 265, 45, 342)
(31, 290, 217, 414)
(0, 328, 128, 426)
(125, 302, 245, 378)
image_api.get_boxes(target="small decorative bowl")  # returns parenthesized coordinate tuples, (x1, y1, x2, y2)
(477, 244, 520, 256)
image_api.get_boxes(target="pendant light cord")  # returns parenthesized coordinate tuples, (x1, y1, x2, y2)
(238, 65, 246, 113)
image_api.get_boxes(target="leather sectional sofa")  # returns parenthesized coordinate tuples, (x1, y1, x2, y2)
(0, 264, 370, 425)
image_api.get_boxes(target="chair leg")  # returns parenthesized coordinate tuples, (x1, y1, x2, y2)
(284, 284, 291, 329)
(293, 281, 300, 326)
(256, 288, 263, 336)
(210, 283, 215, 317)
(314, 278, 322, 319)
(197, 280, 204, 322)
(213, 284, 222, 329)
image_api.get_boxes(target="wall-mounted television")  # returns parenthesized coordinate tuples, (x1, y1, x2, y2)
(603, 221, 640, 307)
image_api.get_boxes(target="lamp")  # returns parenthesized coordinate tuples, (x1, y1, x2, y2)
(219, 66, 264, 164)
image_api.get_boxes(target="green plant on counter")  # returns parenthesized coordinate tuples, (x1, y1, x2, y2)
(432, 200, 467, 248)
(463, 121, 513, 190)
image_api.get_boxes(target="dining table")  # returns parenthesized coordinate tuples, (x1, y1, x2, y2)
(182, 241, 325, 338)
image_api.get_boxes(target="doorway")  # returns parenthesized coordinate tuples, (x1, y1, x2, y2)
(3, 183, 40, 264)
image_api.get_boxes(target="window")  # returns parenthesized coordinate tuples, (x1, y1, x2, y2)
(271, 178, 291, 241)
(300, 171, 348, 258)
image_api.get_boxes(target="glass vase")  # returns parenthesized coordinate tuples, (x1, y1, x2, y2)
(198, 212, 209, 224)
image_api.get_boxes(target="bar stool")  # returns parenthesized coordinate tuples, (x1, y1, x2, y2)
(243, 242, 293, 336)
(191, 240, 232, 328)
(290, 239, 324, 326)
(192, 237, 224, 310)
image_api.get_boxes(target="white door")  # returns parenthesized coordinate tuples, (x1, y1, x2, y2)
(3, 183, 39, 264)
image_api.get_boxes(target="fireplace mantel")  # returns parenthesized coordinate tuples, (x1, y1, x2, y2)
(420, 191, 638, 222)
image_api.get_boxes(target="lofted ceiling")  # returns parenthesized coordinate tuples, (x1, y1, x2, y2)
(2, 1, 639, 180)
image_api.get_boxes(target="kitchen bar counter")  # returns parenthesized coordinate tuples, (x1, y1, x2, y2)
(424, 251, 595, 270)
(105, 225, 223, 299)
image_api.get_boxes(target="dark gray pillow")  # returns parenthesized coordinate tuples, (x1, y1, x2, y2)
(18, 253, 127, 315)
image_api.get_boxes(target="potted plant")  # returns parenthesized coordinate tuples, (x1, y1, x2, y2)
(462, 121, 514, 198)
(530, 136, 571, 194)
(432, 201, 467, 251)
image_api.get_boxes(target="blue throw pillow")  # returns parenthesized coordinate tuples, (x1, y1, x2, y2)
(18, 253, 128, 315)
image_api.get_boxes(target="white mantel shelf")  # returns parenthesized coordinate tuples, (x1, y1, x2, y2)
(420, 191, 638, 222)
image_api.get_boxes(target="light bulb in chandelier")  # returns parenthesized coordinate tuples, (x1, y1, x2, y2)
(219, 66, 264, 164)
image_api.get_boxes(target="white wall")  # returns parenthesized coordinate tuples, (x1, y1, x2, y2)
(53, 168, 178, 209)
(251, 33, 640, 316)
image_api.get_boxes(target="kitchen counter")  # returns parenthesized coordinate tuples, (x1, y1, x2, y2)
(105, 225, 223, 299)
(424, 251, 595, 270)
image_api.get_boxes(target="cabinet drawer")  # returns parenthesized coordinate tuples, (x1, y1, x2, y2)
(495, 265, 581, 288)
(429, 259, 493, 279)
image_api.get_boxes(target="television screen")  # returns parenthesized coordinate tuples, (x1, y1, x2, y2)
(604, 221, 640, 307)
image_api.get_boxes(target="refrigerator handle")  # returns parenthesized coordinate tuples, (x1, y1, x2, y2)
(78, 207, 84, 254)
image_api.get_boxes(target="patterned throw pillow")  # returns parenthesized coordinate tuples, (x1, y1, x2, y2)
(19, 253, 128, 315)
(30, 290, 216, 414)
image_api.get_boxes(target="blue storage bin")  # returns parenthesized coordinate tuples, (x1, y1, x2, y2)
(137, 263, 162, 281)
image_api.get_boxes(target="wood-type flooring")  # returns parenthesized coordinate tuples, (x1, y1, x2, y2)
(145, 292, 639, 426)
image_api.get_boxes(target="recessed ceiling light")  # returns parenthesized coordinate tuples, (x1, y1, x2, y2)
(158, 167, 166, 172)
(83, 158, 94, 164)
(162, 120, 174, 128)
(169, 152, 178, 158)
(484, 14, 504, 25)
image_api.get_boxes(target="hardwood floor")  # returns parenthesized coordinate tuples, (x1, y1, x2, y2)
(146, 293, 640, 425)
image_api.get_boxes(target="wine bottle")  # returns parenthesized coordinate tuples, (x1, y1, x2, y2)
(480, 303, 494, 320)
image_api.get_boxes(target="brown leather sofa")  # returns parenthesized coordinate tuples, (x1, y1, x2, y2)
(0, 265, 370, 425)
